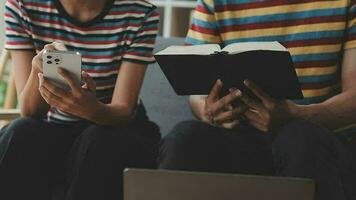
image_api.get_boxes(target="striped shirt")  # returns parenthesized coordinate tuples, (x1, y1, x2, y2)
(187, 0, 356, 133)
(5, 0, 159, 124)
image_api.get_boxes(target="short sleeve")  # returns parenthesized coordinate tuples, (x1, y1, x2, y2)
(4, 0, 35, 50)
(185, 0, 221, 45)
(122, 7, 159, 64)
(344, 0, 356, 49)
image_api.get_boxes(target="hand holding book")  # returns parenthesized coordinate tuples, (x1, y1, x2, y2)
(200, 78, 297, 131)
(240, 80, 298, 132)
(155, 41, 304, 131)
(202, 79, 248, 129)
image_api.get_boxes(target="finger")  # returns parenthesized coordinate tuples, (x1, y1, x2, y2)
(239, 92, 266, 111)
(211, 89, 242, 115)
(40, 88, 73, 115)
(32, 44, 57, 71)
(225, 88, 238, 110)
(41, 43, 57, 57)
(39, 84, 50, 103)
(213, 106, 247, 124)
(221, 120, 240, 129)
(36, 43, 56, 61)
(224, 104, 233, 112)
(41, 78, 70, 100)
(40, 42, 61, 58)
(52, 41, 67, 51)
(229, 87, 237, 93)
(213, 111, 233, 124)
(81, 71, 96, 92)
(43, 43, 56, 51)
(244, 109, 264, 124)
(39, 84, 63, 107)
(244, 109, 272, 133)
(206, 79, 223, 104)
(248, 120, 268, 133)
(57, 68, 81, 94)
(244, 80, 272, 103)
(37, 44, 56, 60)
(39, 86, 76, 116)
(38, 73, 44, 87)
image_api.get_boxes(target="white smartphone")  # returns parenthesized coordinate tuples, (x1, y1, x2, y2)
(42, 50, 82, 89)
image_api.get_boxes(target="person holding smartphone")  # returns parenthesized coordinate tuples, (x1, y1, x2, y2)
(0, 0, 160, 200)
(158, 0, 356, 200)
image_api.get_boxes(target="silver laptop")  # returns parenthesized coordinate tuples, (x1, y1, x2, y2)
(124, 169, 315, 200)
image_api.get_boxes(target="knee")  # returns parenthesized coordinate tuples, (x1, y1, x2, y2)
(77, 125, 134, 156)
(159, 120, 218, 169)
(162, 120, 211, 151)
(76, 125, 159, 169)
(0, 117, 47, 165)
(79, 125, 118, 147)
(3, 117, 44, 146)
(273, 119, 330, 150)
(165, 120, 215, 140)
(5, 117, 40, 133)
(272, 119, 334, 175)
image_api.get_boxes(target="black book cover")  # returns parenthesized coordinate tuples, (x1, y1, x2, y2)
(155, 48, 303, 100)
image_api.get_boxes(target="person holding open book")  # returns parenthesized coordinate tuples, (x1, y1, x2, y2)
(158, 1, 356, 200)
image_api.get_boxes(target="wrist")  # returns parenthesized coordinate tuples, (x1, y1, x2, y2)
(87, 101, 106, 123)
(288, 102, 303, 119)
(86, 102, 134, 126)
(289, 102, 324, 121)
(20, 67, 42, 103)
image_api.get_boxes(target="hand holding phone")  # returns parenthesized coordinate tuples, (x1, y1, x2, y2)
(42, 50, 82, 89)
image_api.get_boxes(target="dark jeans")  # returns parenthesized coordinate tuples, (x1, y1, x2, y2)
(158, 120, 356, 200)
(0, 105, 161, 200)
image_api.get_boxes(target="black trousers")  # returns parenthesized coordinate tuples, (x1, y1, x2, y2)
(158, 120, 356, 200)
(0, 105, 161, 200)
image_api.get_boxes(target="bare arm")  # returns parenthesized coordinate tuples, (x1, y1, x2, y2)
(90, 61, 148, 125)
(293, 48, 356, 129)
(10, 50, 49, 118)
(37, 59, 149, 126)
(237, 48, 356, 132)
(191, 49, 356, 131)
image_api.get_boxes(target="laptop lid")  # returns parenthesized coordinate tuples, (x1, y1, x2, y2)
(124, 169, 314, 200)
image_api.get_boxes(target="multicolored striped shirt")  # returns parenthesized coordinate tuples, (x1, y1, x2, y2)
(5, 0, 159, 124)
(187, 0, 356, 133)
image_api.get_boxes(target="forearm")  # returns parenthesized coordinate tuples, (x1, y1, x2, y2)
(292, 90, 356, 130)
(19, 68, 49, 118)
(88, 102, 135, 126)
(296, 49, 356, 130)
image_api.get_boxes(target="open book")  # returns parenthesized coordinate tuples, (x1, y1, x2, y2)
(155, 41, 303, 99)
(155, 41, 289, 56)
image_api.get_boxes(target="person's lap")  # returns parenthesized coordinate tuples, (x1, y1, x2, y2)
(65, 120, 161, 200)
(272, 120, 355, 200)
(158, 119, 356, 200)
(0, 116, 160, 200)
(158, 120, 274, 175)
(0, 117, 83, 199)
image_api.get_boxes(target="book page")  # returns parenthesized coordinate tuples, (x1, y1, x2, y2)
(222, 41, 287, 54)
(155, 44, 221, 55)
